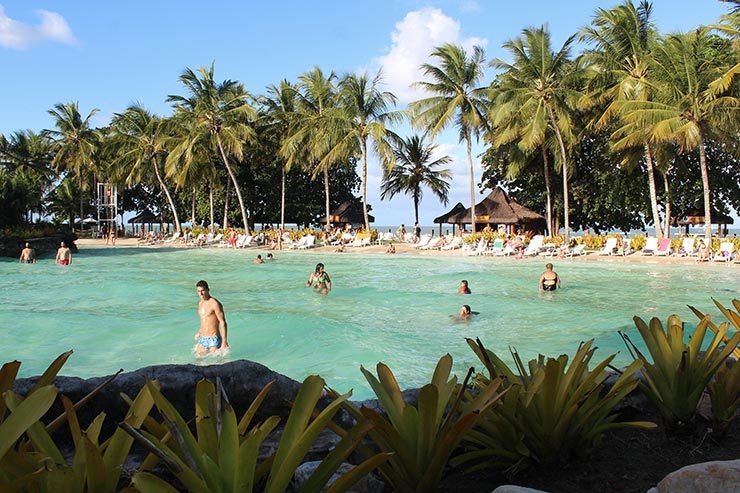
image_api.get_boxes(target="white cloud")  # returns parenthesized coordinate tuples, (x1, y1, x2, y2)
(0, 5, 76, 50)
(373, 8, 487, 103)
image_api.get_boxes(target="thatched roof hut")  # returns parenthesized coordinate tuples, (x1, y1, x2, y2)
(676, 209, 734, 235)
(448, 187, 545, 233)
(433, 202, 466, 235)
(330, 200, 374, 226)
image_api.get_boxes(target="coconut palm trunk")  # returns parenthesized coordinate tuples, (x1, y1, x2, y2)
(153, 156, 181, 233)
(278, 165, 286, 250)
(191, 187, 196, 225)
(215, 134, 249, 230)
(79, 174, 84, 231)
(697, 132, 712, 242)
(209, 185, 215, 233)
(643, 144, 664, 239)
(546, 105, 570, 241)
(542, 146, 553, 236)
(662, 171, 671, 238)
(413, 191, 420, 226)
(223, 179, 230, 230)
(324, 166, 331, 229)
(360, 137, 370, 230)
(465, 132, 476, 234)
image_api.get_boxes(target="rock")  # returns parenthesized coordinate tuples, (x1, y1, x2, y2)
(646, 459, 740, 493)
(292, 461, 385, 493)
(14, 359, 304, 437)
(492, 486, 550, 493)
(260, 428, 341, 462)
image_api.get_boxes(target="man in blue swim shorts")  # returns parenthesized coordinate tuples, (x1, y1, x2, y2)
(194, 280, 229, 354)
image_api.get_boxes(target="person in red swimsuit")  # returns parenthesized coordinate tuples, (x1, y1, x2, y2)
(56, 242, 72, 265)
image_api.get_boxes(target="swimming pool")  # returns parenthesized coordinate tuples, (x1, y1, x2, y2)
(2, 247, 738, 399)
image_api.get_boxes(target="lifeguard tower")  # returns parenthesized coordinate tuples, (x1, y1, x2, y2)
(96, 183, 118, 239)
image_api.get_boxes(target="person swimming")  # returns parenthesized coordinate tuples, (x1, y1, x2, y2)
(453, 304, 479, 321)
(539, 263, 561, 292)
(458, 280, 471, 294)
(306, 262, 332, 294)
(253, 254, 265, 264)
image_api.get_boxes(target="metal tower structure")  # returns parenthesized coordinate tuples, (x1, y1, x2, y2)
(96, 183, 118, 239)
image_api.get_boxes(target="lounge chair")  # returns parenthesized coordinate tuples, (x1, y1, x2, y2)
(441, 237, 463, 251)
(523, 235, 544, 256)
(485, 238, 504, 256)
(299, 235, 316, 249)
(712, 242, 734, 262)
(290, 236, 309, 249)
(421, 237, 445, 250)
(466, 239, 487, 256)
(567, 244, 587, 258)
(412, 235, 432, 249)
(678, 237, 696, 257)
(496, 243, 515, 256)
(163, 232, 181, 244)
(597, 237, 618, 256)
(360, 237, 372, 247)
(641, 237, 659, 255)
(654, 238, 672, 256)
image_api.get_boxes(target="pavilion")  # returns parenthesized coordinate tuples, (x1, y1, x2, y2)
(676, 209, 734, 236)
(330, 200, 374, 228)
(447, 187, 546, 234)
(433, 202, 466, 236)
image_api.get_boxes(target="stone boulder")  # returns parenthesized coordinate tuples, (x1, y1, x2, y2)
(492, 486, 549, 493)
(292, 461, 385, 493)
(646, 459, 740, 492)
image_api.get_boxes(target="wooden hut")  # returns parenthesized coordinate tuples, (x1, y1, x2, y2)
(447, 187, 546, 234)
(676, 209, 734, 236)
(128, 211, 166, 235)
(330, 200, 374, 228)
(433, 202, 466, 236)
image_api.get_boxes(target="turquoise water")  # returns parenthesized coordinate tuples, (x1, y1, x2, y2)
(1, 248, 738, 399)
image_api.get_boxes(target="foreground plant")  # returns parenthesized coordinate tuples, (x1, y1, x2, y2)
(125, 376, 387, 493)
(620, 312, 740, 429)
(335, 354, 505, 493)
(456, 339, 654, 472)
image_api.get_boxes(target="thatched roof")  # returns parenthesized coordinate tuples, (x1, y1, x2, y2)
(447, 187, 545, 225)
(677, 209, 734, 225)
(433, 202, 466, 224)
(330, 200, 374, 224)
(128, 211, 165, 224)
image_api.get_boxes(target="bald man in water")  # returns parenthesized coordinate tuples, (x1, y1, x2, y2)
(19, 243, 36, 263)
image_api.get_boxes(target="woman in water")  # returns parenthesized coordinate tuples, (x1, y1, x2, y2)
(306, 262, 332, 294)
(458, 280, 471, 294)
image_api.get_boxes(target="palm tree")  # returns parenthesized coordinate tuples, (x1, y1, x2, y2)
(167, 63, 257, 230)
(1, 130, 56, 221)
(282, 67, 338, 229)
(615, 29, 740, 242)
(491, 27, 583, 240)
(581, 1, 669, 238)
(322, 71, 401, 230)
(380, 134, 451, 225)
(265, 80, 299, 236)
(410, 43, 489, 233)
(46, 102, 99, 230)
(48, 178, 79, 230)
(111, 105, 182, 232)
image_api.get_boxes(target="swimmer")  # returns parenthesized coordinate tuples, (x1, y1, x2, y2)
(306, 262, 332, 294)
(266, 253, 274, 260)
(453, 304, 479, 321)
(458, 279, 471, 294)
(19, 242, 36, 263)
(193, 280, 229, 355)
(55, 242, 72, 265)
(253, 254, 265, 264)
(539, 263, 561, 292)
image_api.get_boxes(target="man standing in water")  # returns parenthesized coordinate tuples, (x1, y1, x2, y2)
(19, 242, 36, 263)
(539, 263, 561, 292)
(55, 242, 72, 265)
(194, 280, 229, 354)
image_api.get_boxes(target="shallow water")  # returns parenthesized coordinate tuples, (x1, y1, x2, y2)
(1, 247, 738, 399)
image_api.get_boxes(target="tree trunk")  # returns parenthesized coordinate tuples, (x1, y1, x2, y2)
(547, 105, 570, 241)
(662, 170, 671, 239)
(644, 144, 664, 239)
(279, 165, 286, 250)
(79, 174, 84, 232)
(697, 132, 712, 243)
(223, 179, 230, 231)
(324, 165, 331, 229)
(465, 132, 476, 234)
(360, 138, 370, 230)
(153, 156, 181, 233)
(191, 187, 196, 225)
(215, 133, 249, 230)
(209, 185, 214, 233)
(542, 146, 553, 236)
(413, 192, 420, 226)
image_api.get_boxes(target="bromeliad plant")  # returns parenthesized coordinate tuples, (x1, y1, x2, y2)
(456, 339, 654, 473)
(124, 376, 388, 493)
(334, 354, 506, 493)
(619, 311, 740, 429)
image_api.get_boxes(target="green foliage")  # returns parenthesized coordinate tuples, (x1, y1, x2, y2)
(620, 311, 740, 429)
(336, 354, 505, 493)
(708, 360, 740, 435)
(457, 339, 654, 473)
(126, 376, 386, 493)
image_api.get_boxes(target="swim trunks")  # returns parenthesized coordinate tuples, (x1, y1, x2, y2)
(59, 259, 70, 265)
(197, 335, 222, 348)
(542, 283, 557, 291)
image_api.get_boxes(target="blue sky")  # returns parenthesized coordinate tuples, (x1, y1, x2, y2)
(0, 1, 731, 226)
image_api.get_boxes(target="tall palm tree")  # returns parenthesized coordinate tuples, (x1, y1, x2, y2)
(1, 130, 55, 222)
(265, 80, 298, 235)
(282, 67, 338, 229)
(410, 43, 489, 233)
(322, 71, 401, 230)
(380, 134, 451, 225)
(491, 27, 583, 240)
(581, 0, 668, 238)
(615, 29, 740, 242)
(111, 105, 182, 232)
(167, 63, 257, 230)
(46, 102, 99, 229)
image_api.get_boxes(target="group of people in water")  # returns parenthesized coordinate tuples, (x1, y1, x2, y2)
(19, 241, 73, 265)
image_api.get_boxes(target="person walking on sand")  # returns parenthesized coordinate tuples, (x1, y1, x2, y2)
(194, 280, 229, 354)
(539, 263, 561, 292)
(19, 242, 36, 263)
(55, 242, 72, 265)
